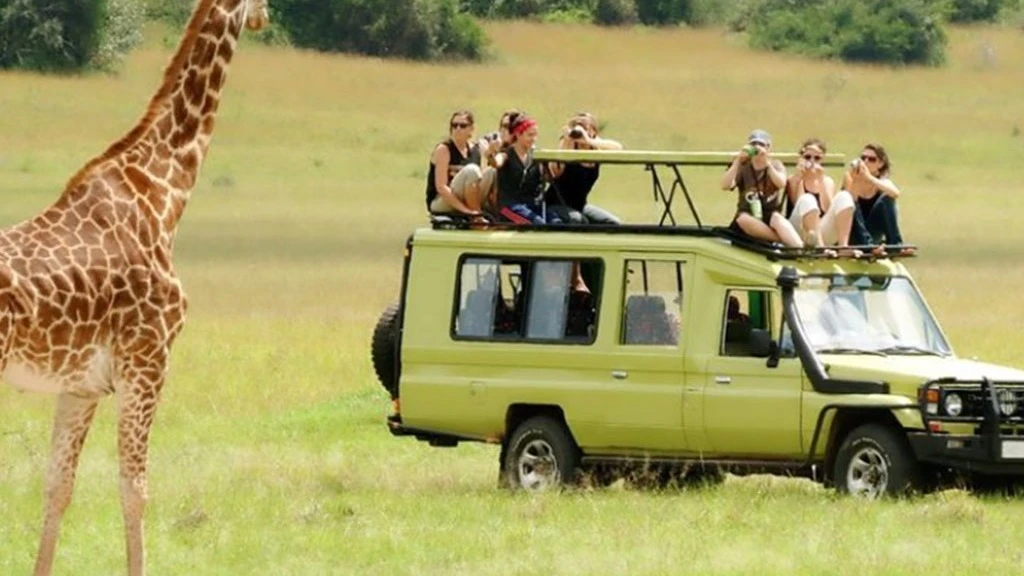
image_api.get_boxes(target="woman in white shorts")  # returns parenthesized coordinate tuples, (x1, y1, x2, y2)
(784, 138, 857, 254)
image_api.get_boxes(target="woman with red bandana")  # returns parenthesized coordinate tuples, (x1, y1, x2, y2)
(492, 112, 563, 224)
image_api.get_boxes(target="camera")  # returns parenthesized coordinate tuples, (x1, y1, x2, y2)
(483, 131, 500, 142)
(850, 159, 861, 170)
(568, 126, 586, 140)
(745, 145, 758, 158)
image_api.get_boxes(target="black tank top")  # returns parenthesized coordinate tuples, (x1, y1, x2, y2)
(545, 163, 600, 211)
(425, 140, 481, 209)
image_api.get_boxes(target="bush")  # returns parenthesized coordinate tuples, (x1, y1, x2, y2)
(949, 0, 1006, 22)
(635, 0, 689, 25)
(743, 0, 948, 66)
(276, 0, 489, 61)
(594, 0, 638, 25)
(92, 0, 145, 72)
(0, 0, 104, 71)
(145, 0, 192, 27)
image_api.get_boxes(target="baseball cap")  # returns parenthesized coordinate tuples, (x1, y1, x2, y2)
(747, 129, 772, 147)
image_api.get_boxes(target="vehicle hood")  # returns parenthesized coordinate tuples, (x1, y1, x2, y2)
(822, 355, 1024, 393)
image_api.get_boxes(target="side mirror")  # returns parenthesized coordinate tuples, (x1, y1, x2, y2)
(750, 329, 778, 361)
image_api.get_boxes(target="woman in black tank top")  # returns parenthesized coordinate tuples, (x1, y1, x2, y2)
(545, 112, 624, 225)
(842, 142, 913, 255)
(425, 110, 488, 220)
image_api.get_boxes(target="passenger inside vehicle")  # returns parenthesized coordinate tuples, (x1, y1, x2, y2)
(624, 294, 677, 345)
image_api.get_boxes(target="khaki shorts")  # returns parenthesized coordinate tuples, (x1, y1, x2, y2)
(429, 165, 497, 213)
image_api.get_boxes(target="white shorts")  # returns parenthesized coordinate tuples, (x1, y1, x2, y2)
(788, 191, 855, 245)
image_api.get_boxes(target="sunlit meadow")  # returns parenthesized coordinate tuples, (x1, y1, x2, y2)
(1, 20, 1024, 575)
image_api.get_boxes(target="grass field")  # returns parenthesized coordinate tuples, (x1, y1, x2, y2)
(2, 18, 1024, 575)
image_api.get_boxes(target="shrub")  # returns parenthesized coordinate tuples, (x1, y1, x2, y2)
(594, 0, 638, 25)
(949, 0, 1005, 22)
(145, 0, 192, 27)
(276, 0, 489, 61)
(635, 0, 689, 25)
(744, 0, 948, 66)
(92, 0, 145, 72)
(0, 0, 104, 71)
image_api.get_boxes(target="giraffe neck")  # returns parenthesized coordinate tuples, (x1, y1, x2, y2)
(64, 0, 251, 241)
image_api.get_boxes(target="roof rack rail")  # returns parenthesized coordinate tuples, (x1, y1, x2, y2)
(427, 217, 917, 261)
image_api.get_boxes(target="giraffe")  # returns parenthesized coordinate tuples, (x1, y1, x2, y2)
(1, 1, 269, 574)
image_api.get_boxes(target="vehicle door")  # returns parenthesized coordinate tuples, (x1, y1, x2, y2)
(702, 288, 804, 458)
(601, 256, 690, 452)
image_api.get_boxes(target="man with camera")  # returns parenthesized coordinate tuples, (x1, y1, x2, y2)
(721, 129, 802, 248)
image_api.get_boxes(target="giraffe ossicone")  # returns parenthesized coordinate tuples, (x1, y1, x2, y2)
(0, 1, 269, 575)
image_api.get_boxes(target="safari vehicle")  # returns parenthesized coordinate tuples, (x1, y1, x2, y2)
(372, 149, 1024, 498)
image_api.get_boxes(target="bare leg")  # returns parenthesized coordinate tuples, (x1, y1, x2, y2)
(571, 262, 589, 293)
(769, 213, 804, 248)
(801, 210, 821, 244)
(34, 394, 100, 576)
(118, 374, 165, 576)
(735, 213, 780, 243)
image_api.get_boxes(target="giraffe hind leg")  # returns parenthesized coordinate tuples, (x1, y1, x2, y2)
(33, 393, 100, 576)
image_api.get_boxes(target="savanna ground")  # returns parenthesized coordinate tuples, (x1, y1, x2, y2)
(2, 19, 1024, 575)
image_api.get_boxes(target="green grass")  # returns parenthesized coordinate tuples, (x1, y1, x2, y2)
(3, 19, 1024, 575)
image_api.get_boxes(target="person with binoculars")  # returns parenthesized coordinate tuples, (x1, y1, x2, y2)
(721, 129, 803, 248)
(544, 111, 624, 225)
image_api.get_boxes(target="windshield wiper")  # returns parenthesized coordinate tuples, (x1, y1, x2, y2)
(877, 345, 948, 357)
(816, 347, 888, 357)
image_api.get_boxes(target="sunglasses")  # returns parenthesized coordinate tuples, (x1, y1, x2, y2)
(451, 122, 472, 129)
(802, 154, 823, 161)
(860, 155, 879, 163)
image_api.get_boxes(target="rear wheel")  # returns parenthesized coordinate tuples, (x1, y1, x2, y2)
(501, 416, 580, 491)
(833, 423, 920, 498)
(371, 301, 401, 399)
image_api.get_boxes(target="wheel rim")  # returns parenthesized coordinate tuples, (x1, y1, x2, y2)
(516, 439, 560, 490)
(846, 446, 889, 499)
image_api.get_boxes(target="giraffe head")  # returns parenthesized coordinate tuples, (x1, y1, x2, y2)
(245, 0, 270, 31)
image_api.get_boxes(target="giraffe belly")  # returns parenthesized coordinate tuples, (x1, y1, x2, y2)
(2, 348, 114, 396)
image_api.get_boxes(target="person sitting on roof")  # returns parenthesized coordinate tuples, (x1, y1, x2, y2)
(784, 138, 858, 256)
(545, 111, 623, 225)
(843, 143, 914, 256)
(425, 109, 493, 225)
(721, 129, 803, 248)
(493, 112, 563, 225)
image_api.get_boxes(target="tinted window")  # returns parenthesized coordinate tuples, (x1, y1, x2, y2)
(621, 260, 683, 346)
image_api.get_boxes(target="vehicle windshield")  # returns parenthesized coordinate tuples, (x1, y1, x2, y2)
(791, 275, 952, 357)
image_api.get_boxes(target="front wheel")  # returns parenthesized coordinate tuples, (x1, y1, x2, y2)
(833, 423, 920, 498)
(501, 416, 580, 491)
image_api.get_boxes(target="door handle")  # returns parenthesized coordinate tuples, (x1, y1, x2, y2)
(715, 375, 732, 385)
(611, 370, 629, 380)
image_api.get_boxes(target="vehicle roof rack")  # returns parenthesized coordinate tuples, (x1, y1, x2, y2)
(428, 217, 917, 262)
(532, 149, 845, 229)
(427, 149, 917, 262)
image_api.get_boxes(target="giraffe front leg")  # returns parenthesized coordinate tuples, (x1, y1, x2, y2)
(117, 374, 164, 576)
(34, 393, 100, 576)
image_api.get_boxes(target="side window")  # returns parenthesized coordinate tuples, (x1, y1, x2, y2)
(453, 257, 602, 343)
(621, 260, 683, 346)
(721, 289, 771, 357)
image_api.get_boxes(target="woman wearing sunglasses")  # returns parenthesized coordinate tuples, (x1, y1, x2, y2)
(785, 138, 857, 253)
(425, 109, 487, 223)
(842, 143, 912, 255)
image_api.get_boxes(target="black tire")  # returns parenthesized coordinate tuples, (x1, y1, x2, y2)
(501, 416, 581, 491)
(833, 423, 920, 498)
(371, 301, 401, 399)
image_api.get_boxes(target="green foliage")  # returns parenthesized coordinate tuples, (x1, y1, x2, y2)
(635, 0, 689, 25)
(145, 0, 192, 27)
(949, 0, 1006, 22)
(91, 0, 145, 72)
(594, 0, 638, 25)
(275, 0, 488, 61)
(0, 0, 104, 71)
(743, 0, 949, 66)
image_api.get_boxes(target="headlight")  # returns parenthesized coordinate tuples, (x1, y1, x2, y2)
(943, 392, 963, 417)
(997, 389, 1018, 417)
